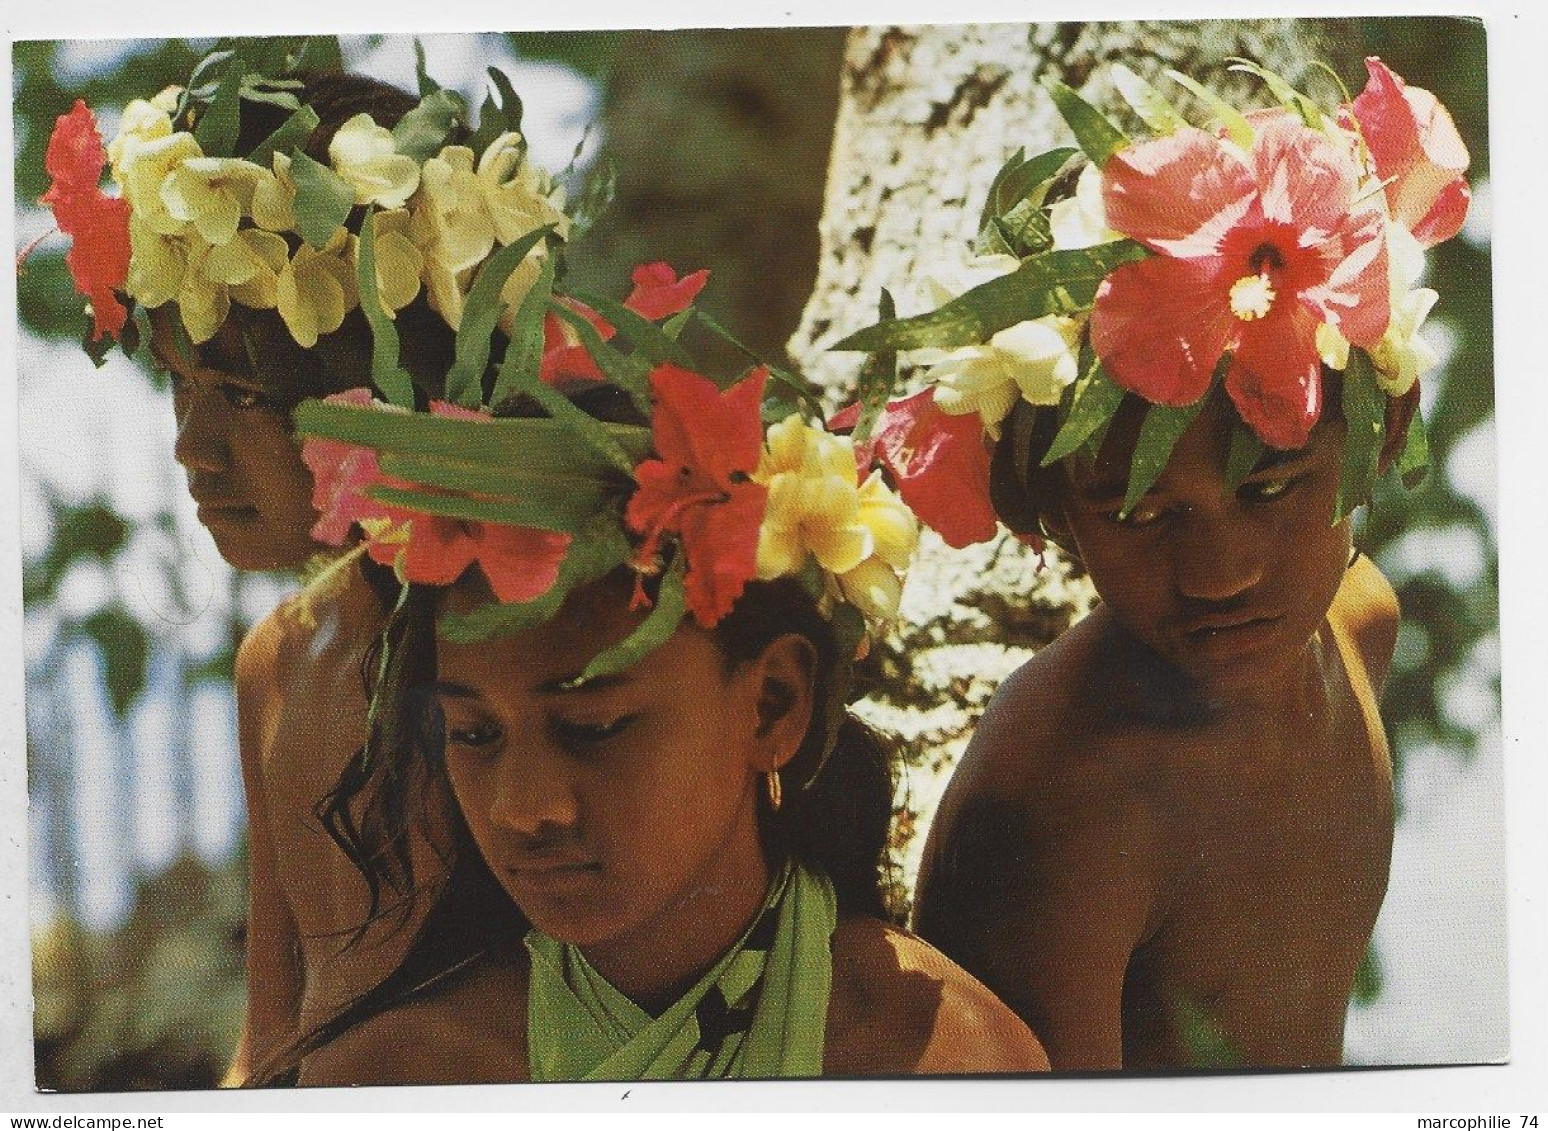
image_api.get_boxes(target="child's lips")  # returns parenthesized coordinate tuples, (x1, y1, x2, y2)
(1181, 612, 1286, 656)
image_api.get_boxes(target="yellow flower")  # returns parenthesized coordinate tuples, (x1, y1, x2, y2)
(251, 152, 298, 234)
(277, 231, 360, 348)
(119, 131, 203, 235)
(328, 113, 421, 209)
(753, 416, 875, 580)
(158, 156, 266, 246)
(928, 314, 1084, 438)
(475, 132, 570, 245)
(220, 229, 290, 310)
(1316, 321, 1351, 372)
(177, 240, 230, 344)
(124, 216, 190, 309)
(107, 98, 173, 182)
(832, 473, 918, 620)
(411, 146, 494, 329)
(1370, 287, 1440, 396)
(365, 209, 424, 314)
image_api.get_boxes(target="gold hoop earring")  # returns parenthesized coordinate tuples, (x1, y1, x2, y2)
(765, 769, 783, 812)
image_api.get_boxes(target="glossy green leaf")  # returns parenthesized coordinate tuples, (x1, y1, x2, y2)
(193, 58, 244, 157)
(413, 39, 439, 97)
(850, 289, 897, 449)
(1110, 63, 1190, 134)
(1335, 353, 1386, 523)
(1123, 397, 1210, 518)
(1043, 79, 1129, 168)
(488, 68, 525, 135)
(245, 105, 319, 167)
(568, 290, 697, 369)
(1043, 360, 1125, 466)
(990, 198, 1054, 258)
(1223, 418, 1265, 494)
(376, 452, 614, 524)
(836, 242, 1148, 354)
(442, 226, 555, 408)
(977, 146, 1078, 232)
(391, 88, 467, 163)
(366, 483, 600, 534)
(1397, 406, 1430, 489)
(490, 256, 555, 407)
(287, 149, 354, 248)
(438, 515, 631, 643)
(546, 300, 653, 411)
(354, 209, 416, 408)
(663, 310, 692, 340)
(578, 554, 688, 682)
(1165, 70, 1254, 149)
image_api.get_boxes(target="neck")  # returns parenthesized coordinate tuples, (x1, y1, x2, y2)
(578, 792, 772, 1013)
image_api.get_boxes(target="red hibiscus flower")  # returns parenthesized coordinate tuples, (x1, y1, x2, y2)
(40, 101, 131, 341)
(1091, 115, 1390, 449)
(1345, 57, 1471, 249)
(540, 263, 709, 385)
(625, 364, 768, 627)
(831, 390, 998, 549)
(368, 517, 571, 604)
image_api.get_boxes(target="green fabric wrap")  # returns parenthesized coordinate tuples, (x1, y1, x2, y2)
(524, 860, 837, 1081)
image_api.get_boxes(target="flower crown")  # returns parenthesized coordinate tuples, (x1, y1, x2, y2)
(37, 42, 569, 361)
(835, 57, 1471, 530)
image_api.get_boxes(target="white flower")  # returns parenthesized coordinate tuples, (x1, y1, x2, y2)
(928, 314, 1084, 437)
(1370, 287, 1440, 396)
(1050, 163, 1119, 250)
(328, 113, 421, 209)
(920, 252, 1021, 309)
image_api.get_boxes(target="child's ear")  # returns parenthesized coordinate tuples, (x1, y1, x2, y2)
(750, 634, 817, 773)
(1377, 383, 1422, 475)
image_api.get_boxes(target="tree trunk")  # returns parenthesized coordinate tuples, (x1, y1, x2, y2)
(788, 20, 1363, 893)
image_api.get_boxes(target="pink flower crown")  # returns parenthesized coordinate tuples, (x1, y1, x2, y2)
(835, 57, 1471, 532)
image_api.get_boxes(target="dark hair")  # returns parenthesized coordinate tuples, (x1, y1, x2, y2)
(989, 398, 1071, 544)
(248, 569, 899, 1085)
(166, 72, 459, 410)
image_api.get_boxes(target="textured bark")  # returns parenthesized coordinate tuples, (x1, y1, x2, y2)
(789, 21, 1363, 890)
(565, 28, 848, 374)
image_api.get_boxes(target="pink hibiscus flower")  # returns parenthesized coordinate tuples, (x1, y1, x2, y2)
(1091, 115, 1390, 449)
(301, 388, 390, 546)
(831, 390, 998, 549)
(625, 364, 768, 627)
(1345, 57, 1471, 249)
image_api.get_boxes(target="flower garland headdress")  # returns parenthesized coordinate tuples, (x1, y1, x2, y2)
(834, 57, 1471, 530)
(35, 38, 571, 368)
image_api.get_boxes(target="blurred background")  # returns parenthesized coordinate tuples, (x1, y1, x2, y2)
(12, 21, 1498, 1089)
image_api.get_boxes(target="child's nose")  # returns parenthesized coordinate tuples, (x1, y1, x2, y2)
(173, 392, 232, 474)
(488, 747, 580, 837)
(1173, 511, 1265, 602)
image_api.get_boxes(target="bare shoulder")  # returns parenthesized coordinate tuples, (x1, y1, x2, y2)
(297, 952, 528, 1087)
(1330, 555, 1401, 695)
(825, 917, 1048, 1076)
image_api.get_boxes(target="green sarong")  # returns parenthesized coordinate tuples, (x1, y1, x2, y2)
(524, 860, 837, 1081)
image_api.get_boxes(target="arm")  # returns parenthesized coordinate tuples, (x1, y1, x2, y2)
(914, 720, 1161, 1070)
(224, 616, 305, 1086)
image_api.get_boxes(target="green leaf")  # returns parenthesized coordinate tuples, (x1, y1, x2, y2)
(1227, 58, 1324, 130)
(835, 242, 1148, 354)
(442, 226, 555, 408)
(689, 309, 826, 420)
(1223, 419, 1266, 494)
(245, 104, 320, 167)
(294, 36, 344, 74)
(1110, 63, 1190, 134)
(1335, 353, 1386, 523)
(1043, 360, 1125, 466)
(437, 515, 631, 643)
(366, 483, 606, 534)
(295, 398, 651, 472)
(1043, 79, 1129, 168)
(1397, 407, 1430, 489)
(567, 290, 697, 369)
(355, 209, 416, 408)
(376, 452, 614, 527)
(490, 256, 556, 407)
(391, 88, 467, 163)
(989, 199, 1054, 258)
(578, 554, 688, 682)
(413, 39, 439, 97)
(1166, 70, 1254, 149)
(662, 310, 693, 340)
(850, 289, 898, 449)
(237, 84, 301, 111)
(1123, 397, 1210, 518)
(487, 68, 525, 135)
(546, 300, 653, 412)
(977, 146, 1078, 232)
(77, 606, 149, 716)
(193, 58, 244, 158)
(287, 149, 354, 248)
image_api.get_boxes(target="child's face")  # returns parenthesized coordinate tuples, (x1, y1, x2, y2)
(434, 584, 787, 953)
(1056, 394, 1353, 693)
(150, 316, 320, 571)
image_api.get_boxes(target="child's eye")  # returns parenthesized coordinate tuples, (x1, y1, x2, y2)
(1239, 475, 1301, 504)
(446, 719, 504, 751)
(221, 384, 277, 411)
(1108, 500, 1167, 529)
(550, 715, 637, 750)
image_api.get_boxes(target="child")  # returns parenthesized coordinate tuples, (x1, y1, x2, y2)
(835, 57, 1471, 1067)
(255, 344, 1046, 1081)
(38, 47, 574, 1080)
